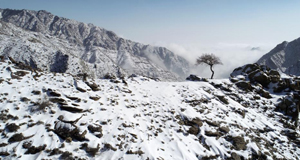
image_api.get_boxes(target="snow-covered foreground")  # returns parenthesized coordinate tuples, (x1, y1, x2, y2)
(0, 59, 299, 160)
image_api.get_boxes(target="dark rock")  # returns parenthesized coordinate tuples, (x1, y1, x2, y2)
(13, 71, 29, 77)
(80, 143, 100, 157)
(126, 149, 145, 156)
(31, 90, 41, 95)
(226, 136, 247, 150)
(191, 118, 203, 127)
(60, 105, 83, 113)
(86, 82, 101, 91)
(49, 148, 62, 156)
(49, 98, 67, 105)
(103, 73, 116, 79)
(205, 120, 219, 127)
(22, 141, 32, 149)
(0, 143, 8, 147)
(185, 99, 209, 106)
(269, 70, 280, 83)
(102, 143, 117, 151)
(249, 70, 270, 87)
(231, 152, 241, 160)
(256, 89, 272, 99)
(65, 95, 81, 102)
(6, 123, 20, 132)
(242, 64, 260, 74)
(235, 109, 246, 118)
(128, 74, 138, 78)
(205, 131, 221, 137)
(0, 112, 18, 122)
(76, 87, 86, 92)
(216, 95, 229, 104)
(235, 81, 252, 91)
(0, 152, 9, 156)
(60, 151, 73, 160)
(186, 74, 201, 81)
(201, 155, 219, 160)
(54, 121, 86, 141)
(187, 125, 199, 136)
(50, 51, 69, 73)
(89, 96, 100, 101)
(8, 133, 25, 143)
(20, 97, 31, 102)
(47, 89, 61, 97)
(110, 79, 122, 83)
(65, 137, 72, 143)
(88, 124, 102, 133)
(276, 96, 299, 124)
(25, 144, 47, 154)
(219, 126, 230, 134)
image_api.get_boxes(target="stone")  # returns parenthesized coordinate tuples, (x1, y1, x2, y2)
(25, 144, 47, 154)
(242, 64, 260, 74)
(226, 136, 247, 150)
(235, 81, 252, 91)
(5, 123, 20, 132)
(231, 152, 241, 160)
(86, 82, 101, 91)
(186, 75, 201, 81)
(8, 133, 25, 143)
(60, 105, 83, 113)
(249, 71, 270, 87)
(219, 126, 230, 134)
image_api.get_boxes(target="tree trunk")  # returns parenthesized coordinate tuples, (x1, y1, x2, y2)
(210, 65, 214, 79)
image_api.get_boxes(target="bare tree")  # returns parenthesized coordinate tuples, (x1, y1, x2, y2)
(196, 53, 222, 79)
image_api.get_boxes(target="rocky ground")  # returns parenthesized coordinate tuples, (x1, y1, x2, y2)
(0, 57, 299, 160)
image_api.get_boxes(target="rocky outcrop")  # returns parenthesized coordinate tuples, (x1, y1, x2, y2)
(186, 74, 208, 82)
(54, 116, 87, 141)
(231, 63, 300, 128)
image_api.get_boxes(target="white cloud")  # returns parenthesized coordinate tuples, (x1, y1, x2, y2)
(152, 42, 274, 78)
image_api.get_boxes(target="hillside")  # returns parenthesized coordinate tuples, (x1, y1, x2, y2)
(0, 56, 299, 159)
(0, 9, 190, 81)
(257, 37, 300, 76)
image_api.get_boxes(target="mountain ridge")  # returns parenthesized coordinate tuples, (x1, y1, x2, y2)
(257, 37, 300, 76)
(0, 8, 190, 81)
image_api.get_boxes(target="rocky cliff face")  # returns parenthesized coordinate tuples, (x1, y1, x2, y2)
(0, 9, 190, 81)
(257, 37, 300, 76)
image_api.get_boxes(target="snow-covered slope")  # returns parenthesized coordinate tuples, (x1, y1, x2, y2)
(257, 37, 300, 76)
(0, 57, 299, 159)
(0, 8, 190, 81)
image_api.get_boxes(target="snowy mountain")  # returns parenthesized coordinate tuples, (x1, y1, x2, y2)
(257, 37, 300, 76)
(0, 8, 190, 81)
(0, 56, 299, 159)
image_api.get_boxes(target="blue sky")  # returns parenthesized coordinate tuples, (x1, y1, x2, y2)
(2, 0, 300, 77)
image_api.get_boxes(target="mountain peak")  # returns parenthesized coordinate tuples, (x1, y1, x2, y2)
(0, 8, 190, 81)
(257, 37, 300, 75)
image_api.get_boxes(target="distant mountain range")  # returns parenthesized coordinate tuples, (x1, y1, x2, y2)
(257, 37, 300, 76)
(0, 8, 190, 81)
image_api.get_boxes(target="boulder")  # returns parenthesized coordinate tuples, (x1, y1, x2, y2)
(5, 123, 20, 132)
(242, 64, 260, 74)
(85, 82, 101, 91)
(186, 75, 201, 81)
(54, 121, 86, 141)
(226, 136, 247, 150)
(235, 81, 252, 91)
(103, 73, 116, 79)
(249, 71, 270, 87)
